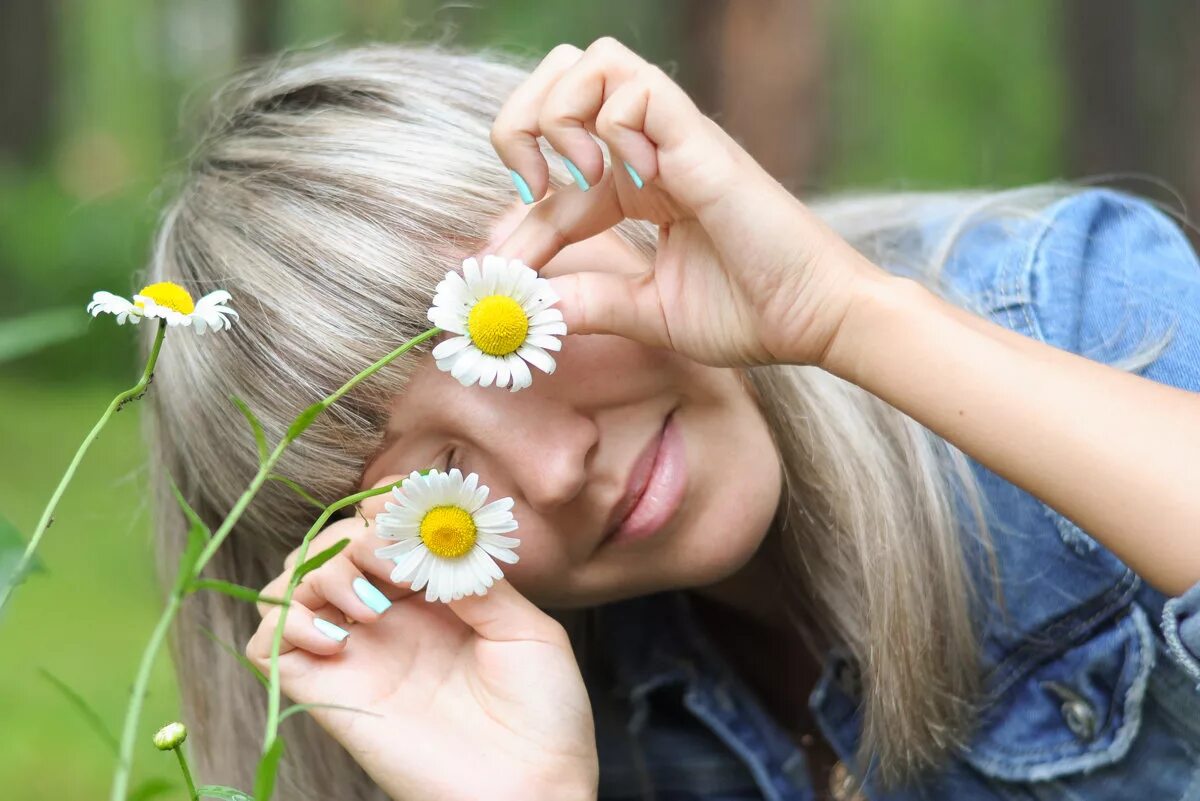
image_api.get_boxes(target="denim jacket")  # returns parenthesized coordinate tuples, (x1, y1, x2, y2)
(585, 190, 1200, 801)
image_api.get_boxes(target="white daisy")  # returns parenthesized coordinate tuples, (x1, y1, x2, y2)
(427, 255, 567, 392)
(374, 468, 520, 603)
(87, 282, 237, 334)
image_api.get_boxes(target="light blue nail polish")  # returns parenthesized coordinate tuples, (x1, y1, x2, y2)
(623, 160, 644, 189)
(509, 169, 534, 204)
(353, 577, 392, 614)
(562, 156, 590, 191)
(313, 617, 349, 642)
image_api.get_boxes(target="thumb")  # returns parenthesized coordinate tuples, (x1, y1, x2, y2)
(447, 578, 568, 645)
(549, 270, 672, 350)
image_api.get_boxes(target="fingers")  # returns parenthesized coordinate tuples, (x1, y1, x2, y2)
(492, 172, 623, 269)
(545, 270, 671, 348)
(447, 578, 567, 646)
(259, 547, 397, 623)
(246, 600, 348, 667)
(491, 43, 583, 201)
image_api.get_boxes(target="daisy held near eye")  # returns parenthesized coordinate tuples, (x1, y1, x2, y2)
(374, 468, 521, 603)
(428, 255, 567, 391)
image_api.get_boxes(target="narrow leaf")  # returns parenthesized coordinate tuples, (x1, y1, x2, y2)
(279, 702, 382, 724)
(130, 777, 179, 801)
(285, 401, 326, 440)
(169, 481, 212, 541)
(200, 627, 268, 688)
(267, 474, 325, 510)
(0, 306, 88, 363)
(231, 396, 269, 464)
(197, 786, 254, 801)
(254, 738, 285, 801)
(38, 668, 119, 754)
(292, 538, 350, 584)
(0, 511, 43, 596)
(192, 579, 288, 606)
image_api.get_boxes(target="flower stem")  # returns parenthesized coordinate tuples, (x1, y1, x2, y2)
(110, 327, 439, 801)
(0, 321, 167, 614)
(172, 745, 198, 801)
(262, 483, 399, 752)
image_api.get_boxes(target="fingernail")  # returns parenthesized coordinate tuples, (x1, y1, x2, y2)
(623, 161, 644, 189)
(313, 617, 349, 642)
(353, 577, 392, 614)
(561, 156, 590, 191)
(509, 169, 534, 204)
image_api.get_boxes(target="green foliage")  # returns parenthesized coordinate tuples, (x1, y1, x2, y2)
(267, 474, 325, 510)
(0, 308, 88, 364)
(253, 739, 285, 801)
(37, 668, 119, 755)
(191, 579, 288, 607)
(129, 778, 179, 801)
(292, 539, 350, 584)
(285, 402, 326, 441)
(0, 510, 41, 601)
(196, 786, 253, 801)
(231, 397, 270, 465)
(200, 627, 269, 689)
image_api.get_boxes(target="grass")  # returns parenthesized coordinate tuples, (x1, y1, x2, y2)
(0, 376, 180, 800)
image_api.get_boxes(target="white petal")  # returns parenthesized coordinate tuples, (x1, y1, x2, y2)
(409, 553, 436, 591)
(432, 336, 472, 360)
(525, 333, 562, 351)
(493, 357, 511, 389)
(507, 355, 532, 392)
(478, 357, 498, 388)
(478, 541, 520, 564)
(477, 497, 514, 517)
(478, 519, 519, 537)
(517, 344, 556, 374)
(479, 531, 521, 549)
(450, 348, 485, 386)
(375, 537, 422, 560)
(428, 308, 467, 334)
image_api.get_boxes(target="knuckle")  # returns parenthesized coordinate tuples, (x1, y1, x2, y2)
(589, 36, 627, 56)
(545, 43, 582, 63)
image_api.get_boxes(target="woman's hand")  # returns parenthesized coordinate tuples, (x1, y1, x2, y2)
(490, 37, 881, 368)
(245, 482, 598, 801)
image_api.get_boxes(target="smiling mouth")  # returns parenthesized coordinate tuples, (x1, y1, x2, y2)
(601, 410, 688, 547)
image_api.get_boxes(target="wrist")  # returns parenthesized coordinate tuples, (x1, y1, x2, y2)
(818, 269, 933, 385)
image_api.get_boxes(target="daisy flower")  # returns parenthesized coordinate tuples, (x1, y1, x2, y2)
(87, 281, 237, 334)
(427, 255, 567, 392)
(374, 468, 520, 603)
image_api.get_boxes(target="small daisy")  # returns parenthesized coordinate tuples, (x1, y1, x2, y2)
(87, 282, 237, 334)
(427, 255, 567, 392)
(374, 468, 520, 604)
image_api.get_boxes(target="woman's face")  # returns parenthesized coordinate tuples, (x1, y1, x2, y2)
(361, 205, 782, 609)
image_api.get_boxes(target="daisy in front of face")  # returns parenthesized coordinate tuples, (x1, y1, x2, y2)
(87, 281, 237, 333)
(427, 255, 566, 392)
(374, 468, 521, 603)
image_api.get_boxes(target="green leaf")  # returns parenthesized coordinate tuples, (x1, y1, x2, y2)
(37, 668, 119, 754)
(279, 702, 382, 724)
(292, 538, 349, 584)
(267, 474, 325, 510)
(254, 738, 285, 801)
(230, 396, 269, 465)
(196, 786, 254, 801)
(191, 579, 288, 606)
(169, 481, 212, 541)
(285, 401, 326, 440)
(169, 478, 211, 592)
(129, 777, 179, 801)
(0, 306, 88, 363)
(200, 627, 268, 688)
(0, 510, 43, 599)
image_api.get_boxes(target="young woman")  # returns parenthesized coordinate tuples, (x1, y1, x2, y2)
(145, 40, 1200, 800)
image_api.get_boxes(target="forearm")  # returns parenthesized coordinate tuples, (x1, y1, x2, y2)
(823, 261, 1200, 596)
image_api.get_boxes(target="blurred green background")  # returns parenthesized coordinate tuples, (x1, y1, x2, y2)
(1, 1, 1196, 798)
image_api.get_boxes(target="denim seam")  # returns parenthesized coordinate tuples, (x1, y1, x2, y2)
(965, 604, 1156, 780)
(1162, 596, 1200, 691)
(985, 569, 1140, 703)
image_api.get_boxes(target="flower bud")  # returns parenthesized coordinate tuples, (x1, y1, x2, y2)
(153, 721, 188, 751)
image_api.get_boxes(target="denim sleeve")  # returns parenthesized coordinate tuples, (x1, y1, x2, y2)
(1025, 189, 1200, 686)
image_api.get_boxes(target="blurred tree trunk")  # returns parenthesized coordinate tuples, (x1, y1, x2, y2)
(680, 0, 827, 194)
(1064, 0, 1200, 246)
(0, 0, 56, 164)
(242, 0, 286, 57)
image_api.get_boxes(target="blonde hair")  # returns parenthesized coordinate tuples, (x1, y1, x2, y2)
(143, 44, 1066, 796)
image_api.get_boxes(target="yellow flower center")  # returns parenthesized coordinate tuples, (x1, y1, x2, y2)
(419, 506, 477, 559)
(467, 295, 529, 356)
(137, 282, 195, 315)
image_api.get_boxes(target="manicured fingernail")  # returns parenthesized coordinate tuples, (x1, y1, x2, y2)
(623, 161, 644, 189)
(509, 169, 534, 204)
(353, 577, 392, 614)
(561, 156, 590, 191)
(313, 617, 349, 642)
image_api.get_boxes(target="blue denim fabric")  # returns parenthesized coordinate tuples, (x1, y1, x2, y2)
(585, 190, 1200, 800)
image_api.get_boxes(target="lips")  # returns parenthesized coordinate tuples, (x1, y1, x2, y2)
(602, 411, 688, 546)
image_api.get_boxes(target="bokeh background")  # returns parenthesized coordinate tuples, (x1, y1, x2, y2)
(1, 1, 1197, 798)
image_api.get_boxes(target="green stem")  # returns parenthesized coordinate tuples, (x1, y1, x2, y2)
(263, 483, 399, 751)
(110, 326, 439, 801)
(0, 321, 167, 614)
(173, 745, 198, 801)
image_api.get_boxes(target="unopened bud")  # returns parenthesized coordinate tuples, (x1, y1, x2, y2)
(153, 721, 188, 751)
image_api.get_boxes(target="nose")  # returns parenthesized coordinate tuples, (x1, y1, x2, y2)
(466, 393, 598, 514)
